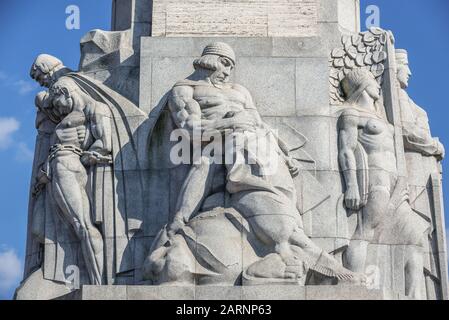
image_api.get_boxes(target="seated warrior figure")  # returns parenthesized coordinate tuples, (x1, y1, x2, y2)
(338, 68, 427, 298)
(34, 78, 112, 285)
(162, 42, 364, 282)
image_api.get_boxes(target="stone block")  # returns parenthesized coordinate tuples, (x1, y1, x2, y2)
(242, 285, 306, 300)
(151, 0, 318, 38)
(127, 285, 195, 300)
(235, 58, 296, 117)
(195, 286, 243, 300)
(81, 285, 127, 300)
(305, 285, 385, 300)
(296, 58, 330, 112)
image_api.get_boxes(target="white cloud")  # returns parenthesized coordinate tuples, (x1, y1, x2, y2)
(0, 248, 22, 298)
(15, 142, 34, 162)
(13, 80, 38, 96)
(0, 70, 6, 80)
(0, 117, 20, 150)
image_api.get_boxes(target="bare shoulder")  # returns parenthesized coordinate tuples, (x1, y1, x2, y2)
(339, 107, 360, 127)
(232, 83, 251, 96)
(171, 83, 194, 98)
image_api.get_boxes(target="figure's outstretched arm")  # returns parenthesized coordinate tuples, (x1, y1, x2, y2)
(339, 110, 361, 210)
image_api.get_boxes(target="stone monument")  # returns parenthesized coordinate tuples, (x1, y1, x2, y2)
(15, 0, 447, 300)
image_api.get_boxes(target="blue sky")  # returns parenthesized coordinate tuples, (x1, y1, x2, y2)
(0, 0, 448, 299)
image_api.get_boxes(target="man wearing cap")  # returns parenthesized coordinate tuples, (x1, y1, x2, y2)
(155, 42, 364, 283)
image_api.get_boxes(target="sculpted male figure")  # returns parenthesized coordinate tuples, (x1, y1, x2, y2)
(338, 68, 427, 298)
(396, 49, 444, 161)
(150, 42, 365, 284)
(396, 49, 446, 296)
(30, 54, 73, 88)
(33, 78, 112, 285)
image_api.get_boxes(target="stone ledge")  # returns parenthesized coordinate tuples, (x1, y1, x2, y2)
(72, 285, 399, 300)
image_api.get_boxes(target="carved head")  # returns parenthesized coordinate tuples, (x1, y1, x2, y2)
(193, 42, 236, 85)
(341, 68, 381, 105)
(30, 54, 64, 88)
(50, 78, 80, 116)
(395, 49, 412, 89)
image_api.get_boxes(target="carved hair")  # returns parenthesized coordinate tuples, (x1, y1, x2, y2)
(341, 68, 377, 103)
(395, 49, 409, 66)
(193, 54, 221, 71)
(30, 54, 63, 79)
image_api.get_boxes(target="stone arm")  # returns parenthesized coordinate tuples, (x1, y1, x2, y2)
(169, 84, 259, 134)
(169, 85, 207, 133)
(82, 103, 113, 165)
(338, 110, 361, 211)
(402, 124, 444, 160)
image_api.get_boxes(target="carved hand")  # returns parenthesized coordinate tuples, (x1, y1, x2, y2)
(81, 151, 112, 166)
(167, 217, 186, 238)
(285, 156, 300, 178)
(344, 186, 361, 211)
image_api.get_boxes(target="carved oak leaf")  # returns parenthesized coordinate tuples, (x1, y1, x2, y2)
(369, 27, 384, 35)
(347, 47, 358, 59)
(355, 54, 365, 67)
(351, 35, 361, 46)
(333, 58, 345, 68)
(331, 48, 345, 58)
(370, 64, 385, 78)
(364, 53, 374, 65)
(344, 56, 355, 68)
(363, 33, 376, 43)
(372, 51, 388, 64)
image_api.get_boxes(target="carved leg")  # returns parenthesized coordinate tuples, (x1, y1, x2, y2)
(344, 187, 390, 273)
(405, 245, 424, 300)
(343, 240, 369, 273)
(52, 159, 103, 285)
(172, 156, 216, 224)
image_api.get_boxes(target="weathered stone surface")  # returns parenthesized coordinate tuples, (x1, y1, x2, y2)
(75, 284, 393, 300)
(152, 0, 318, 37)
(17, 0, 447, 302)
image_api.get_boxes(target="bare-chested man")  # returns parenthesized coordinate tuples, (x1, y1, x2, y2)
(34, 77, 112, 284)
(164, 42, 364, 282)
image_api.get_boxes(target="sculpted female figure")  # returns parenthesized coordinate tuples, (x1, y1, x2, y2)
(338, 68, 427, 298)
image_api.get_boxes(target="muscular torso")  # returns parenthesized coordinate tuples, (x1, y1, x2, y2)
(184, 82, 249, 119)
(357, 112, 397, 173)
(55, 110, 87, 149)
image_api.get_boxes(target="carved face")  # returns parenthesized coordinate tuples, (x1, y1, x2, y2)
(397, 62, 412, 89)
(52, 89, 73, 116)
(210, 56, 234, 85)
(33, 69, 53, 88)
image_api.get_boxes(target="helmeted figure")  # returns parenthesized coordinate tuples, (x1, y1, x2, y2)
(338, 68, 428, 299)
